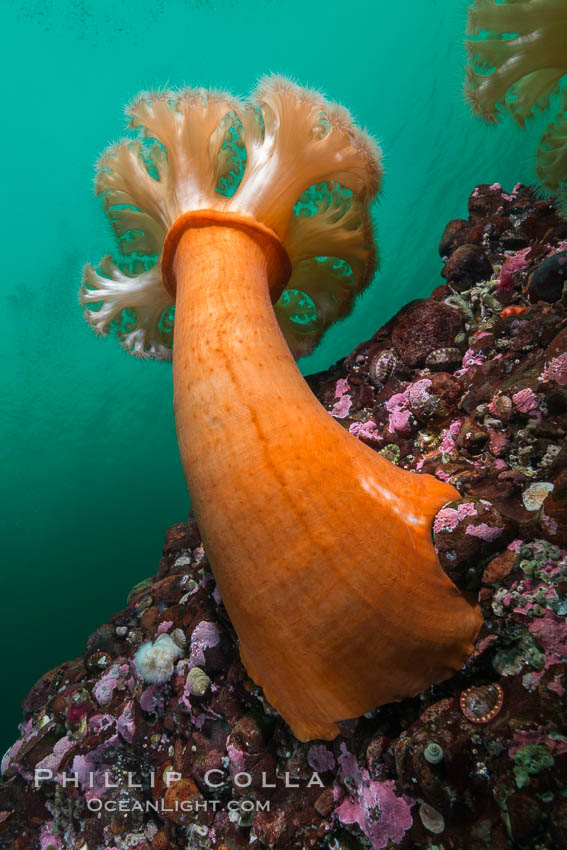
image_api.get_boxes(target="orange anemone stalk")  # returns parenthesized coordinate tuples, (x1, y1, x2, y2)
(81, 76, 483, 741)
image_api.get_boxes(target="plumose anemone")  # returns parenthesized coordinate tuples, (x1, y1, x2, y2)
(465, 0, 567, 206)
(81, 75, 482, 741)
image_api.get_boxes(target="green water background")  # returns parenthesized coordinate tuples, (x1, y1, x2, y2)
(1, 0, 548, 755)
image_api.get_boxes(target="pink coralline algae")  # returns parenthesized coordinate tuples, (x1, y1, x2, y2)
(1, 741, 23, 778)
(541, 509, 559, 536)
(388, 409, 412, 435)
(139, 684, 165, 713)
(116, 700, 136, 743)
(226, 742, 247, 775)
(455, 348, 485, 376)
(334, 378, 349, 397)
(498, 247, 532, 291)
(439, 419, 463, 456)
(541, 353, 567, 387)
(39, 823, 61, 850)
(466, 523, 504, 542)
(331, 378, 352, 418)
(433, 502, 477, 534)
(307, 745, 336, 774)
(71, 748, 115, 800)
(334, 745, 414, 850)
(384, 388, 413, 435)
(88, 713, 115, 735)
(548, 672, 566, 697)
(189, 621, 221, 666)
(528, 610, 567, 669)
(331, 396, 352, 418)
(35, 736, 75, 778)
(512, 388, 540, 415)
(349, 420, 382, 443)
(92, 665, 123, 706)
(501, 186, 520, 202)
(488, 429, 509, 458)
(407, 378, 432, 406)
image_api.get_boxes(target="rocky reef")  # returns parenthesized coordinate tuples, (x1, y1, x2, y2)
(2, 183, 567, 850)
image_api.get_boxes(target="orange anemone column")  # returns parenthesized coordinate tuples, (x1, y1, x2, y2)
(164, 211, 483, 742)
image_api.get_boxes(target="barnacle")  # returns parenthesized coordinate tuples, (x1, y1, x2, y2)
(465, 0, 567, 204)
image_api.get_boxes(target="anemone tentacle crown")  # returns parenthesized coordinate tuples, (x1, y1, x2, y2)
(82, 76, 379, 360)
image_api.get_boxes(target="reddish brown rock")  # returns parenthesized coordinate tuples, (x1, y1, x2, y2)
(547, 326, 567, 361)
(482, 550, 517, 585)
(468, 214, 512, 245)
(21, 658, 87, 715)
(152, 829, 170, 849)
(547, 386, 567, 414)
(252, 809, 287, 846)
(454, 416, 488, 454)
(461, 356, 510, 412)
(162, 778, 203, 827)
(549, 798, 567, 849)
(519, 199, 567, 241)
(439, 218, 470, 256)
(441, 243, 493, 290)
(395, 698, 482, 823)
(467, 184, 510, 218)
(392, 301, 464, 367)
(507, 793, 544, 846)
(314, 788, 334, 817)
(433, 498, 514, 586)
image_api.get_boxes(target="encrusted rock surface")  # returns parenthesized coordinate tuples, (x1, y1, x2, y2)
(1, 183, 567, 850)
